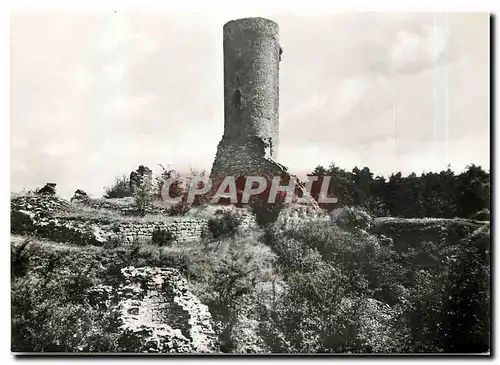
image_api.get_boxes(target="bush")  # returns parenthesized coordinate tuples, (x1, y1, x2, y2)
(151, 227, 174, 247)
(330, 206, 373, 230)
(133, 181, 153, 216)
(261, 223, 406, 353)
(11, 244, 120, 352)
(207, 212, 241, 239)
(104, 175, 132, 199)
(198, 237, 277, 352)
(155, 164, 184, 200)
(168, 201, 191, 216)
(251, 200, 284, 227)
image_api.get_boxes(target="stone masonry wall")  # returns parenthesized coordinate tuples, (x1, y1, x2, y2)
(211, 17, 284, 181)
(11, 195, 258, 246)
(112, 219, 210, 244)
(88, 266, 217, 353)
(75, 197, 170, 216)
(12, 209, 210, 245)
(223, 18, 280, 156)
(211, 136, 286, 181)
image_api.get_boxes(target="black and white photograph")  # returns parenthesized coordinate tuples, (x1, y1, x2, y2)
(9, 6, 491, 355)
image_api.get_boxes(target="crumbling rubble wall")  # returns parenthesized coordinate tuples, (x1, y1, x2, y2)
(11, 195, 257, 246)
(88, 266, 218, 353)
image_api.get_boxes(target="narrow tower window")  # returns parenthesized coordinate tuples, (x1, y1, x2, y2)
(233, 89, 242, 110)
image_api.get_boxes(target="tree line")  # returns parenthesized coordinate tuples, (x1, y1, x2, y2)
(308, 163, 490, 219)
(103, 163, 490, 220)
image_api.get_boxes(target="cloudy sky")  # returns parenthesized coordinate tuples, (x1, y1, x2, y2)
(10, 10, 490, 198)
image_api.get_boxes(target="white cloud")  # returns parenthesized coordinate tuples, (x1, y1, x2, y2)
(388, 23, 448, 73)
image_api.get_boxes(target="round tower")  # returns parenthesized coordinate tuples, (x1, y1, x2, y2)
(211, 17, 286, 181)
(222, 17, 281, 158)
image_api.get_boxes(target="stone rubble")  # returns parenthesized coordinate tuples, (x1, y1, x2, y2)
(70, 189, 90, 203)
(10, 194, 258, 246)
(36, 183, 57, 195)
(88, 266, 218, 353)
(129, 165, 153, 194)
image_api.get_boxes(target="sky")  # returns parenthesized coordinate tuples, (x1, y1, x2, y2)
(10, 10, 490, 198)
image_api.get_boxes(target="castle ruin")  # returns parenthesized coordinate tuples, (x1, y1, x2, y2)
(210, 17, 287, 182)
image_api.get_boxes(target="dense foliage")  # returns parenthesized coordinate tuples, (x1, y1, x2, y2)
(103, 163, 489, 222)
(207, 211, 241, 239)
(308, 164, 490, 219)
(12, 207, 490, 353)
(103, 175, 133, 199)
(259, 209, 490, 353)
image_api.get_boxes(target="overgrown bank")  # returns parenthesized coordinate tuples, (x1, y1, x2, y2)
(11, 206, 490, 353)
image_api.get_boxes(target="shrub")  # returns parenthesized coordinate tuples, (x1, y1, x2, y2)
(10, 244, 120, 352)
(151, 227, 174, 247)
(199, 238, 277, 352)
(133, 181, 154, 216)
(168, 201, 191, 216)
(104, 175, 132, 199)
(330, 206, 373, 230)
(207, 212, 241, 239)
(102, 233, 128, 249)
(155, 164, 184, 200)
(251, 200, 285, 227)
(261, 222, 406, 353)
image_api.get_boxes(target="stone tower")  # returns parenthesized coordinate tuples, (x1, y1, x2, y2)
(210, 17, 287, 181)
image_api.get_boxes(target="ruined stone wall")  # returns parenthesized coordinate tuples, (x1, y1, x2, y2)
(11, 195, 258, 246)
(211, 17, 284, 181)
(103, 213, 257, 244)
(12, 210, 210, 245)
(114, 219, 209, 244)
(211, 136, 286, 179)
(88, 266, 217, 353)
(74, 198, 170, 216)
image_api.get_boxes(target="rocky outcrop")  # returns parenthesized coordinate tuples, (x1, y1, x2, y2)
(71, 189, 90, 203)
(129, 165, 153, 194)
(36, 183, 57, 195)
(88, 266, 217, 353)
(11, 194, 70, 234)
(11, 195, 109, 245)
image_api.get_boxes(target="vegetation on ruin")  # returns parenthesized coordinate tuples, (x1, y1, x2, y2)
(11, 206, 490, 353)
(103, 175, 133, 199)
(10, 162, 491, 353)
(101, 162, 490, 222)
